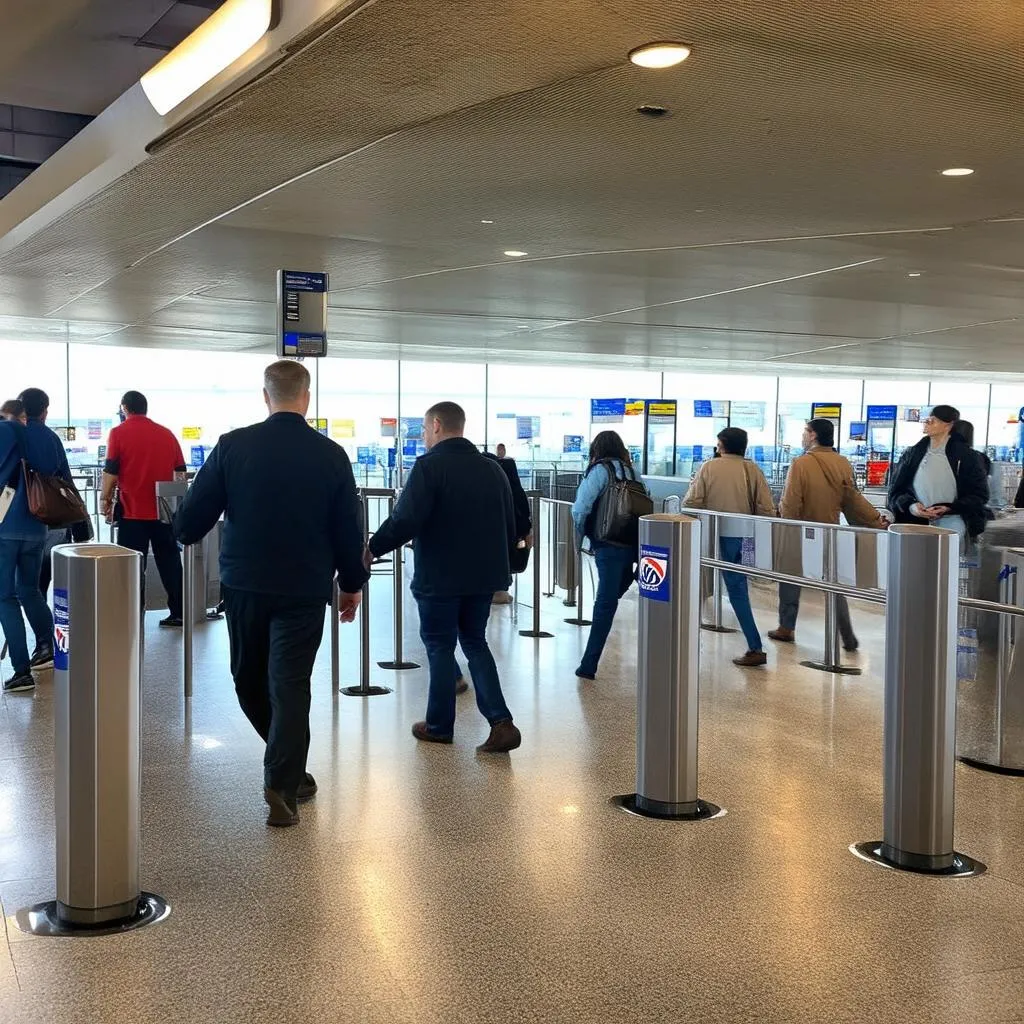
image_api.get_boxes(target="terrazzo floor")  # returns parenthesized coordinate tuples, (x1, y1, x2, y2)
(1, 568, 1022, 1024)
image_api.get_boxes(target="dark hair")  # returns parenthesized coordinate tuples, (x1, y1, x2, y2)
(717, 427, 748, 456)
(587, 430, 631, 471)
(951, 419, 975, 447)
(425, 401, 466, 434)
(0, 399, 24, 419)
(17, 388, 49, 420)
(806, 418, 835, 448)
(121, 390, 148, 415)
(930, 404, 960, 425)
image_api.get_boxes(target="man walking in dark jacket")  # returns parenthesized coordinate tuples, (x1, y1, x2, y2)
(368, 401, 521, 752)
(174, 361, 368, 827)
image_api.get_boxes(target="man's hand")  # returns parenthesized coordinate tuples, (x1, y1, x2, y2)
(927, 505, 951, 519)
(523, 532, 534, 550)
(339, 591, 362, 623)
(362, 546, 374, 571)
(910, 502, 940, 520)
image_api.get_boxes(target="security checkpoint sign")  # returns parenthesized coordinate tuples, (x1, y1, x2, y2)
(638, 545, 670, 602)
(53, 588, 70, 671)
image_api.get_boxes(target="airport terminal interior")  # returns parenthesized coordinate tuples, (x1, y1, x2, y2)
(2, 2, 1024, 1022)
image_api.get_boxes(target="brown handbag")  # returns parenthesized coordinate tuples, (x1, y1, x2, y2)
(21, 462, 89, 528)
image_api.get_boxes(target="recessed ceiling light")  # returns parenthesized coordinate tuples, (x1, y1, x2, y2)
(629, 42, 692, 69)
(941, 167, 974, 176)
(907, 272, 922, 277)
(480, 219, 494, 224)
(503, 250, 528, 257)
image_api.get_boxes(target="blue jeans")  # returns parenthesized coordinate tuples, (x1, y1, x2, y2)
(416, 594, 512, 738)
(578, 543, 635, 676)
(719, 536, 763, 653)
(0, 538, 53, 676)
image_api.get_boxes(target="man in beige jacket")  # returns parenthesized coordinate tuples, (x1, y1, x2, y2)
(769, 418, 887, 650)
(684, 428, 775, 666)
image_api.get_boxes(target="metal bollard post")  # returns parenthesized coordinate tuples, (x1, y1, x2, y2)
(17, 545, 169, 936)
(182, 543, 195, 699)
(342, 491, 392, 696)
(701, 515, 736, 634)
(853, 525, 984, 876)
(614, 515, 721, 820)
(564, 546, 592, 626)
(801, 527, 861, 676)
(379, 496, 419, 670)
(330, 580, 341, 691)
(520, 494, 554, 639)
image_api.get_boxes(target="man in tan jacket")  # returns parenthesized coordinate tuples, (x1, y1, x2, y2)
(769, 419, 887, 650)
(684, 428, 775, 667)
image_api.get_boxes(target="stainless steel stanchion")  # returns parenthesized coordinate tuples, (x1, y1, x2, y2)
(379, 496, 419, 670)
(182, 542, 195, 700)
(801, 527, 861, 676)
(17, 545, 169, 936)
(564, 546, 592, 626)
(853, 525, 984, 877)
(614, 514, 721, 820)
(331, 580, 341, 691)
(520, 494, 554, 639)
(701, 515, 736, 635)
(342, 492, 392, 696)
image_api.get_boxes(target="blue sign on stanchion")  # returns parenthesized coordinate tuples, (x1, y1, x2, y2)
(637, 546, 670, 602)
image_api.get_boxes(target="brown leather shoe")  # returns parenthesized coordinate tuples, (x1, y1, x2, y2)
(477, 719, 521, 753)
(733, 650, 768, 667)
(412, 721, 454, 744)
(767, 628, 795, 643)
(455, 676, 470, 695)
(264, 787, 299, 827)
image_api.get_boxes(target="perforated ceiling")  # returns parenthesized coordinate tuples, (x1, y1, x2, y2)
(0, 0, 1022, 376)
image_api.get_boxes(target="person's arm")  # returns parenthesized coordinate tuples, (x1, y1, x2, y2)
(843, 474, 887, 528)
(779, 459, 805, 521)
(100, 428, 120, 519)
(681, 464, 708, 508)
(947, 450, 990, 521)
(887, 451, 921, 518)
(331, 449, 371, 595)
(368, 460, 434, 558)
(172, 439, 188, 482)
(571, 465, 608, 536)
(173, 444, 227, 544)
(754, 469, 776, 518)
(504, 460, 532, 539)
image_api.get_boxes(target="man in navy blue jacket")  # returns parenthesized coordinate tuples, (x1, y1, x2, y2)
(0, 388, 72, 692)
(174, 361, 368, 827)
(368, 401, 521, 753)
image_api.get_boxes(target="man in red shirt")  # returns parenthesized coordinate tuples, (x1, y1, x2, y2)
(100, 391, 187, 627)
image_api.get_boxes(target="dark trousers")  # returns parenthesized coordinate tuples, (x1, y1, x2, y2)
(778, 582, 856, 648)
(222, 586, 326, 795)
(118, 519, 183, 618)
(578, 543, 635, 676)
(416, 593, 512, 738)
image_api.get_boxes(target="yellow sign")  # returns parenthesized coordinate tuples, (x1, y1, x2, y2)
(625, 400, 646, 416)
(811, 404, 841, 420)
(182, 426, 202, 440)
(647, 402, 677, 417)
(331, 419, 356, 439)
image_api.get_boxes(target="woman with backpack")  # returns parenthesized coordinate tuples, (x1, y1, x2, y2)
(571, 430, 650, 680)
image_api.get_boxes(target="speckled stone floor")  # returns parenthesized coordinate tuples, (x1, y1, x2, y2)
(1, 568, 1022, 1024)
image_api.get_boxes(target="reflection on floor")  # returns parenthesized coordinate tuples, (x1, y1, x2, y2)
(1, 574, 1022, 1024)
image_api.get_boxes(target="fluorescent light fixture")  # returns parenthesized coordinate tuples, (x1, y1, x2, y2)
(480, 219, 494, 224)
(141, 0, 273, 116)
(629, 42, 692, 69)
(503, 250, 528, 257)
(940, 167, 974, 176)
(907, 272, 922, 277)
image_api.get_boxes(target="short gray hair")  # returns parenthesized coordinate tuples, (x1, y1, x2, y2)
(264, 360, 310, 404)
(425, 401, 466, 434)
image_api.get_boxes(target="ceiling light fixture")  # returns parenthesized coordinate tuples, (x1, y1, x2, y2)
(141, 0, 274, 116)
(629, 42, 692, 69)
(907, 272, 922, 277)
(480, 219, 494, 224)
(503, 250, 528, 257)
(941, 167, 974, 177)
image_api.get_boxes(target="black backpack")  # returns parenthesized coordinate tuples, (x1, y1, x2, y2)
(591, 461, 653, 547)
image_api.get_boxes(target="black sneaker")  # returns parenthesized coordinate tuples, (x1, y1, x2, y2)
(159, 616, 184, 628)
(4, 672, 35, 693)
(264, 787, 299, 827)
(296, 773, 317, 803)
(29, 645, 54, 671)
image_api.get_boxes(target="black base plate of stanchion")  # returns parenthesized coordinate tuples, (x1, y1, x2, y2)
(340, 685, 393, 696)
(519, 630, 554, 638)
(957, 754, 1024, 777)
(15, 892, 171, 937)
(564, 617, 592, 626)
(850, 842, 986, 877)
(701, 623, 737, 634)
(800, 659, 862, 676)
(611, 794, 724, 821)
(378, 660, 420, 670)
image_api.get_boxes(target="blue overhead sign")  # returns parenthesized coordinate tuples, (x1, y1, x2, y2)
(591, 398, 626, 422)
(694, 400, 713, 418)
(563, 435, 584, 454)
(277, 268, 328, 358)
(866, 405, 898, 423)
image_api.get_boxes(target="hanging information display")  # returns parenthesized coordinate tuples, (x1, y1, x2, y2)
(516, 415, 541, 440)
(811, 403, 842, 421)
(276, 270, 328, 358)
(866, 405, 898, 423)
(591, 399, 626, 423)
(380, 417, 397, 437)
(563, 435, 584, 454)
(730, 401, 766, 429)
(625, 399, 646, 416)
(182, 426, 202, 440)
(331, 419, 355, 439)
(647, 400, 677, 422)
(694, 400, 713, 418)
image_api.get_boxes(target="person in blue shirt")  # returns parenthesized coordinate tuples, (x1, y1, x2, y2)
(0, 388, 72, 692)
(571, 430, 644, 680)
